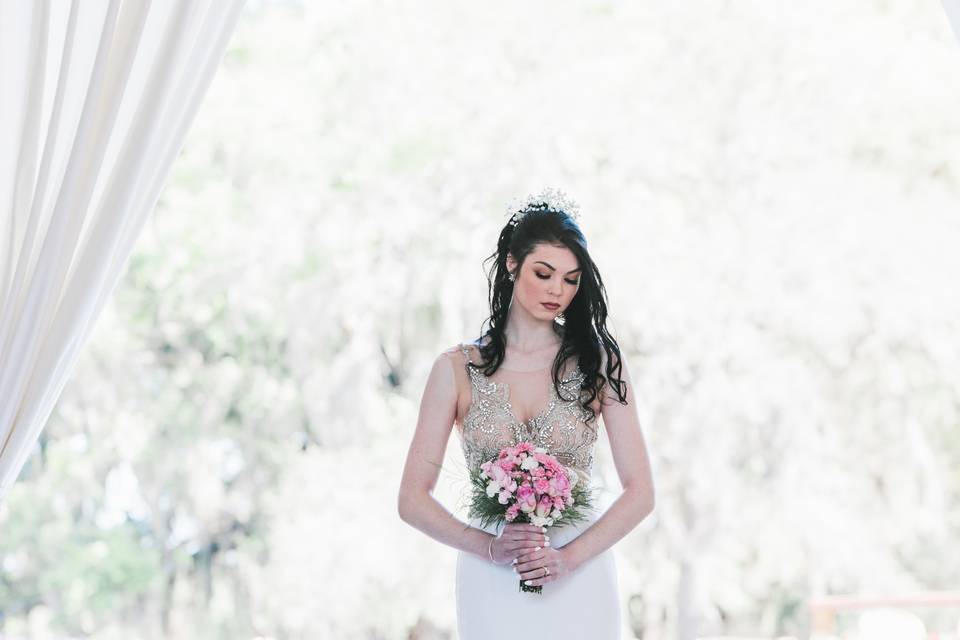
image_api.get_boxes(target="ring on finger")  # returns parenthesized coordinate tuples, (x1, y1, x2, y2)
(543, 566, 550, 577)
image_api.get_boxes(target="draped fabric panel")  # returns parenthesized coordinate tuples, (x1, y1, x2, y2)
(0, 0, 245, 498)
(944, 1, 960, 44)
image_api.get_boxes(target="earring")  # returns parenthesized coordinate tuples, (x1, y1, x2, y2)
(508, 272, 516, 282)
(554, 312, 566, 326)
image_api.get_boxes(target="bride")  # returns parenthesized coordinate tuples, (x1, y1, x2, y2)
(398, 189, 655, 638)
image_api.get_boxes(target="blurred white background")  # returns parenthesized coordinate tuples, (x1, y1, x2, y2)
(2, 1, 960, 639)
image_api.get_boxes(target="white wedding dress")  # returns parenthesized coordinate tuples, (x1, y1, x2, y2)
(451, 342, 621, 639)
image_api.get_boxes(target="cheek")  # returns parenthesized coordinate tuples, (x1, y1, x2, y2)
(523, 277, 546, 295)
(516, 279, 533, 302)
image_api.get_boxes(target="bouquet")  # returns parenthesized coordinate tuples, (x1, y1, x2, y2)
(467, 441, 595, 594)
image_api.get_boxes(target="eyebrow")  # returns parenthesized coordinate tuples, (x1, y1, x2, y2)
(535, 260, 582, 274)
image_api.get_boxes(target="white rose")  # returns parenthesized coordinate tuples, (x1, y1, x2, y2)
(520, 456, 539, 471)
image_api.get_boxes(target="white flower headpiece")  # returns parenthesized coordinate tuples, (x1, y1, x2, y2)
(504, 187, 581, 227)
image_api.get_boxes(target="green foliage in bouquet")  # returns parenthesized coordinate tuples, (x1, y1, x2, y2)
(466, 464, 596, 531)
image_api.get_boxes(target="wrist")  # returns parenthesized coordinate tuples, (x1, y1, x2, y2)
(560, 543, 583, 571)
(487, 535, 502, 566)
(486, 533, 503, 564)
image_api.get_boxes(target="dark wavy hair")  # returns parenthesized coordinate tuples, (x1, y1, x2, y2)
(469, 201, 627, 424)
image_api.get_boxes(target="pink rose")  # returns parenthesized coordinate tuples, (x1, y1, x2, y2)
(516, 484, 537, 513)
(489, 464, 509, 485)
(535, 495, 552, 518)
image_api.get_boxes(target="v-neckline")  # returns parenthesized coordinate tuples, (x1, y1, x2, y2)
(463, 345, 582, 426)
(487, 375, 557, 427)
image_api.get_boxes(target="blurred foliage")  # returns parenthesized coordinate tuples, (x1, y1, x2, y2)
(3, 1, 960, 639)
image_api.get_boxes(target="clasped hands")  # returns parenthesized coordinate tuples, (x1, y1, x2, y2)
(488, 522, 578, 588)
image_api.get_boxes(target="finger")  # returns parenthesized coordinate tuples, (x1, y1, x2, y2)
(507, 532, 547, 542)
(518, 565, 551, 581)
(505, 540, 533, 552)
(515, 547, 546, 563)
(506, 524, 545, 536)
(523, 566, 552, 585)
(517, 562, 547, 578)
(521, 544, 545, 558)
(509, 535, 547, 547)
(516, 564, 543, 579)
(508, 539, 545, 552)
(515, 551, 546, 569)
(506, 524, 544, 534)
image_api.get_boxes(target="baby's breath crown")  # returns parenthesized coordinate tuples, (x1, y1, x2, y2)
(504, 187, 581, 227)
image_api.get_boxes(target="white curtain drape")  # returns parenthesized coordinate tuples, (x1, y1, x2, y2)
(0, 0, 245, 498)
(945, 1, 960, 43)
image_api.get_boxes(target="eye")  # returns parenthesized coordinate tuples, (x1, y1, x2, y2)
(535, 272, 579, 285)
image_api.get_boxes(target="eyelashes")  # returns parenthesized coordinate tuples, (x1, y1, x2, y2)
(535, 272, 580, 286)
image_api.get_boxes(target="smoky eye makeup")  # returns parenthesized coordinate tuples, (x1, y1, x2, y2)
(535, 271, 580, 285)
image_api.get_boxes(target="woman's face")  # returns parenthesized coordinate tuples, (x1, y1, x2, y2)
(507, 243, 581, 321)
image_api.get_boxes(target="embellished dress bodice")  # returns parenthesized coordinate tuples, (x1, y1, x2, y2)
(457, 342, 599, 485)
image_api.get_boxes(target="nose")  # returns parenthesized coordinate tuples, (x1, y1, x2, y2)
(547, 277, 561, 296)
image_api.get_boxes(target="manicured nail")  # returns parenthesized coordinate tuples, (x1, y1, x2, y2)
(541, 527, 547, 532)
(535, 546, 541, 551)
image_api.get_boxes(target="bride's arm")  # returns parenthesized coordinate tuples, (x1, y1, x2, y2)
(559, 349, 655, 569)
(398, 349, 493, 559)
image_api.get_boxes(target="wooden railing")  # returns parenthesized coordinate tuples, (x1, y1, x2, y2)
(808, 591, 960, 638)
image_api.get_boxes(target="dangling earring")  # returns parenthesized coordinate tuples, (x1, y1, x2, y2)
(508, 272, 515, 282)
(554, 312, 566, 326)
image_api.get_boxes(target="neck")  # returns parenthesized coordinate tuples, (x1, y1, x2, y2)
(503, 304, 561, 353)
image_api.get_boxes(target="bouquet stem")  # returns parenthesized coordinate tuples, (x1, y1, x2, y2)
(519, 579, 543, 595)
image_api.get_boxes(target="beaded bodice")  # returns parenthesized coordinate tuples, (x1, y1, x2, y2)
(457, 343, 599, 484)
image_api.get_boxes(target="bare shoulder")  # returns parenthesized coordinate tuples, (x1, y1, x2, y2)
(449, 338, 484, 358)
(441, 341, 469, 359)
(441, 343, 461, 356)
(439, 342, 474, 370)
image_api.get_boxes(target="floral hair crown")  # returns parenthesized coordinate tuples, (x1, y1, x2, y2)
(504, 187, 581, 227)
